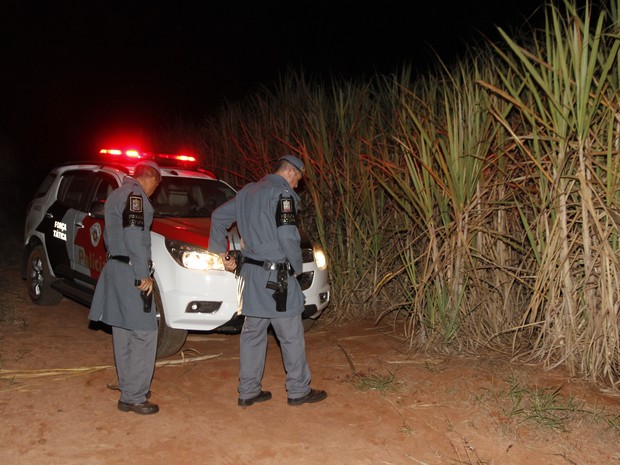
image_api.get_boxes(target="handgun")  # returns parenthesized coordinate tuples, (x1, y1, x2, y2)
(135, 279, 153, 312)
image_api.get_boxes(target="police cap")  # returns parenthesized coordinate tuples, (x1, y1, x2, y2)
(135, 160, 162, 179)
(279, 155, 305, 173)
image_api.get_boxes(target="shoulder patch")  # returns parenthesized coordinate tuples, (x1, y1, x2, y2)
(123, 193, 145, 229)
(276, 194, 297, 227)
(129, 195, 143, 213)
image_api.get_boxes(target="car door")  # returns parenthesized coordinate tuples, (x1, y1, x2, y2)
(37, 169, 93, 279)
(71, 172, 119, 286)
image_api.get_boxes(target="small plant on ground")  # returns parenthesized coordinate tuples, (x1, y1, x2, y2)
(502, 376, 583, 431)
(478, 375, 620, 432)
(350, 370, 397, 392)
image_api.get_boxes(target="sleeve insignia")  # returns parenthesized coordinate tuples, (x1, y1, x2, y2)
(281, 198, 293, 213)
(129, 195, 143, 212)
(123, 193, 145, 229)
(276, 194, 297, 227)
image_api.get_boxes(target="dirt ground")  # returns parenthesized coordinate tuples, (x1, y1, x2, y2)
(2, 238, 620, 464)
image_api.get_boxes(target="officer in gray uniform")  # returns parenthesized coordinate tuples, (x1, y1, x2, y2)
(209, 155, 327, 407)
(89, 160, 162, 415)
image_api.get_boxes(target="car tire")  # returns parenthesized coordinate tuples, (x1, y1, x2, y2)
(154, 281, 188, 359)
(26, 245, 63, 306)
(302, 318, 316, 332)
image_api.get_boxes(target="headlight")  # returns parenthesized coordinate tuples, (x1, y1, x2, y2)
(165, 239, 224, 271)
(314, 246, 327, 270)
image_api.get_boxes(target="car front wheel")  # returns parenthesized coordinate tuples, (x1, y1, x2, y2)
(26, 245, 63, 306)
(302, 318, 316, 332)
(154, 281, 188, 359)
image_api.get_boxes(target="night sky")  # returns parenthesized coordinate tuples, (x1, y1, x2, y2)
(1, 0, 548, 168)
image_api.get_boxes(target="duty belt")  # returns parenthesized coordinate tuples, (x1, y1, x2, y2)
(107, 254, 131, 264)
(244, 257, 293, 275)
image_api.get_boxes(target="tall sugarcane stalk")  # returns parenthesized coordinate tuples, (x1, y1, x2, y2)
(162, 0, 620, 389)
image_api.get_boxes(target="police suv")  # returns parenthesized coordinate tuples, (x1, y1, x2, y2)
(22, 149, 330, 358)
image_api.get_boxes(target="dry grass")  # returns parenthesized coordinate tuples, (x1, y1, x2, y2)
(0, 350, 222, 392)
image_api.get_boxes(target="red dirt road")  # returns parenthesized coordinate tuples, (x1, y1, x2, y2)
(1, 265, 620, 465)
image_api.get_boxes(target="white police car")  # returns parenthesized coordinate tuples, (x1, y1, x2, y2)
(22, 149, 330, 358)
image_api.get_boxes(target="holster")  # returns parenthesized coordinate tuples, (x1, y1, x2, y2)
(231, 251, 243, 277)
(267, 263, 289, 312)
(135, 260, 154, 312)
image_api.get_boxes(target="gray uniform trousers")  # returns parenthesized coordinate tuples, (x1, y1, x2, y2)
(239, 315, 311, 400)
(112, 327, 157, 404)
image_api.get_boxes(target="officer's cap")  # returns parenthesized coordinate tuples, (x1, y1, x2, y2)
(279, 155, 305, 173)
(135, 160, 162, 179)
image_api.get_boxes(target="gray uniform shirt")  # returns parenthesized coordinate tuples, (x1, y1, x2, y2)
(209, 173, 305, 318)
(88, 177, 157, 330)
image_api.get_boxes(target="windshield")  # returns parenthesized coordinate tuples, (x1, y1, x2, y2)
(152, 177, 235, 218)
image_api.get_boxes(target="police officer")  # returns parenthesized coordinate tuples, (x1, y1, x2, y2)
(209, 155, 327, 407)
(89, 160, 162, 415)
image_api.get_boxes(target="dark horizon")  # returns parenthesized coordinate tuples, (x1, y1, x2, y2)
(1, 1, 548, 156)
(0, 0, 556, 217)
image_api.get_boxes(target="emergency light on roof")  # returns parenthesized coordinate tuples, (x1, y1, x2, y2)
(157, 153, 197, 163)
(99, 149, 197, 164)
(100, 148, 142, 158)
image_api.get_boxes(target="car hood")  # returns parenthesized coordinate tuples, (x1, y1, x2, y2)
(152, 217, 214, 249)
(151, 217, 313, 250)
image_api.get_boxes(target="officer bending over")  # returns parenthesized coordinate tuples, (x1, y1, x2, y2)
(209, 155, 327, 407)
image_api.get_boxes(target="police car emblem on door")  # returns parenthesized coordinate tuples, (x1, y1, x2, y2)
(90, 222, 102, 247)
